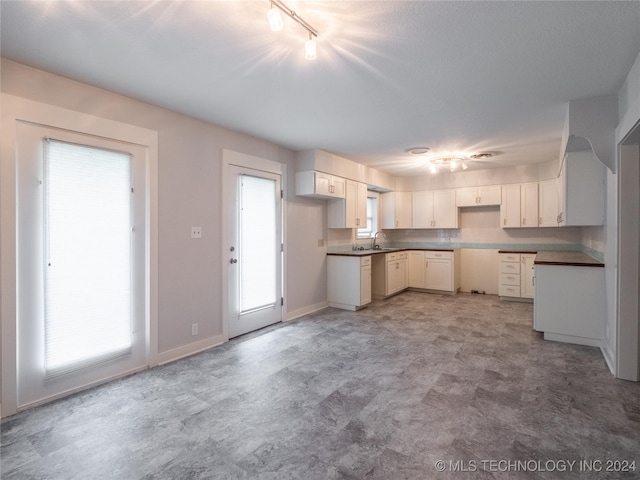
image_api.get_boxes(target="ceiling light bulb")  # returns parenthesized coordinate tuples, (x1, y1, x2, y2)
(305, 34, 317, 60)
(268, 4, 284, 31)
(462, 160, 468, 170)
(449, 159, 458, 171)
(429, 163, 438, 174)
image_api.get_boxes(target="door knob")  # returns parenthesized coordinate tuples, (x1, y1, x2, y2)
(230, 258, 238, 264)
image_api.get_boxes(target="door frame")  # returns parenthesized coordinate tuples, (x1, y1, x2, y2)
(1, 95, 158, 417)
(617, 134, 639, 381)
(221, 149, 287, 341)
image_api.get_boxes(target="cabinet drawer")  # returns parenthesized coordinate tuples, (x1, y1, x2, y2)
(500, 273, 520, 286)
(425, 251, 452, 260)
(361, 256, 372, 267)
(500, 253, 521, 262)
(499, 284, 520, 297)
(396, 251, 408, 260)
(386, 252, 398, 262)
(500, 262, 521, 274)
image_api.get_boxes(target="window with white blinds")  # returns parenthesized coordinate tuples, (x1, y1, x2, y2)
(43, 138, 133, 377)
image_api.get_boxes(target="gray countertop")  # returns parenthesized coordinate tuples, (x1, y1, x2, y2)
(327, 247, 455, 257)
(534, 251, 604, 267)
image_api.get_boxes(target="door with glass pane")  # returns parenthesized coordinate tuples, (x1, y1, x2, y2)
(228, 166, 283, 338)
(16, 123, 148, 409)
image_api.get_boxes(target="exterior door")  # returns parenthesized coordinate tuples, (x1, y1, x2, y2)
(228, 166, 283, 338)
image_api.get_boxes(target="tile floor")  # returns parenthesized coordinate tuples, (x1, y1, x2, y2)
(1, 292, 639, 479)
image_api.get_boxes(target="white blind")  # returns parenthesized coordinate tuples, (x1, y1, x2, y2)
(44, 138, 133, 377)
(239, 174, 277, 313)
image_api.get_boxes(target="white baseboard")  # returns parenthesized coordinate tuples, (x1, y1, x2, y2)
(17, 364, 148, 413)
(286, 301, 329, 321)
(157, 334, 226, 365)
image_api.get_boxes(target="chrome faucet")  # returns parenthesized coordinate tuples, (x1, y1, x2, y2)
(372, 231, 387, 250)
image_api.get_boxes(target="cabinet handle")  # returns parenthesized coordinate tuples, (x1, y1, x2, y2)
(522, 258, 525, 264)
(522, 218, 526, 226)
(540, 216, 543, 225)
(532, 276, 535, 286)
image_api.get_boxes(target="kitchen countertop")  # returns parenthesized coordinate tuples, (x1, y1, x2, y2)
(534, 251, 604, 267)
(327, 248, 455, 257)
(498, 250, 538, 254)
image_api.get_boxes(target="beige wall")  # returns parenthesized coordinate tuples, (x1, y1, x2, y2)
(0, 59, 327, 381)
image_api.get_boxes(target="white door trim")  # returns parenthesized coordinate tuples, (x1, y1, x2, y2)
(616, 140, 639, 381)
(1, 94, 158, 417)
(221, 149, 287, 341)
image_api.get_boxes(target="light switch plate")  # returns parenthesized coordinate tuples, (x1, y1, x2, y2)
(191, 227, 202, 239)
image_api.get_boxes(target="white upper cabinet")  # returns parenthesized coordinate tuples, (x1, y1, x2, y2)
(380, 192, 412, 229)
(539, 178, 560, 227)
(538, 150, 605, 227)
(456, 185, 501, 207)
(501, 183, 539, 228)
(328, 180, 367, 228)
(295, 171, 346, 199)
(521, 182, 539, 227)
(500, 184, 521, 228)
(558, 151, 605, 226)
(412, 189, 458, 229)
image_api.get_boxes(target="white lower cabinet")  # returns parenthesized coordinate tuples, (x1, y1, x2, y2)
(534, 263, 605, 347)
(327, 255, 372, 310)
(498, 252, 536, 300)
(408, 251, 426, 287)
(372, 251, 408, 298)
(408, 250, 460, 293)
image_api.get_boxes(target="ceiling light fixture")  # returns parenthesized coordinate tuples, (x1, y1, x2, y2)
(427, 156, 467, 174)
(267, 1, 284, 31)
(267, 0, 319, 60)
(305, 32, 317, 60)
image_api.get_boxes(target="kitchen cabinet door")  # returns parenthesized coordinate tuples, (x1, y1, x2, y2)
(328, 256, 372, 310)
(478, 186, 502, 205)
(360, 265, 372, 305)
(425, 258, 452, 291)
(328, 180, 367, 228)
(356, 182, 367, 227)
(539, 178, 559, 227)
(457, 186, 501, 206)
(559, 151, 605, 226)
(521, 254, 536, 299)
(433, 189, 458, 228)
(295, 171, 346, 199)
(456, 187, 479, 207)
(501, 184, 521, 228)
(381, 192, 412, 229)
(412, 189, 457, 228)
(408, 251, 426, 287)
(412, 191, 435, 228)
(521, 182, 539, 227)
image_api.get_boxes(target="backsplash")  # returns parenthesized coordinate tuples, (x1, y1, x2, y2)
(328, 206, 603, 258)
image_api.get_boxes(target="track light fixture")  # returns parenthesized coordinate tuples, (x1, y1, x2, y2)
(267, 0, 319, 60)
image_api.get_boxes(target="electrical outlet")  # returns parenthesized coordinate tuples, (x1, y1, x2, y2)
(191, 227, 202, 239)
(191, 323, 198, 336)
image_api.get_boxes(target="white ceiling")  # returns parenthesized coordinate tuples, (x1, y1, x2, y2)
(1, 1, 639, 176)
